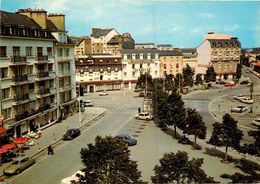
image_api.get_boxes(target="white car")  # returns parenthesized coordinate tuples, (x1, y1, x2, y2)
(80, 99, 93, 107)
(135, 112, 153, 121)
(239, 97, 254, 104)
(234, 94, 244, 100)
(231, 105, 248, 113)
(252, 118, 260, 127)
(99, 91, 108, 96)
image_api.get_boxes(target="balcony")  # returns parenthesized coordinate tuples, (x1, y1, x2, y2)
(37, 88, 50, 96)
(39, 104, 51, 112)
(13, 93, 29, 101)
(10, 56, 27, 65)
(35, 55, 49, 63)
(35, 71, 51, 81)
(12, 74, 28, 84)
(15, 109, 39, 121)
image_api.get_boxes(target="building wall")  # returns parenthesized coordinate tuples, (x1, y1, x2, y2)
(196, 40, 211, 77)
(159, 55, 183, 78)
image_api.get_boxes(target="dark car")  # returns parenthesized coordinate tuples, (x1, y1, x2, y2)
(178, 136, 191, 145)
(63, 128, 81, 140)
(240, 80, 249, 85)
(115, 134, 137, 146)
(139, 92, 145, 97)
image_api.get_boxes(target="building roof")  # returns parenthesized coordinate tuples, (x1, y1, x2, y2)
(107, 35, 120, 44)
(157, 44, 172, 47)
(204, 33, 232, 40)
(90, 28, 114, 37)
(46, 19, 58, 30)
(158, 50, 183, 56)
(207, 39, 241, 48)
(121, 49, 158, 54)
(181, 48, 197, 53)
(0, 10, 41, 29)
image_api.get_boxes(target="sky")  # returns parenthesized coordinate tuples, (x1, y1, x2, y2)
(1, 0, 260, 48)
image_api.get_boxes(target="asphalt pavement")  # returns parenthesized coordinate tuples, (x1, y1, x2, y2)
(0, 107, 106, 177)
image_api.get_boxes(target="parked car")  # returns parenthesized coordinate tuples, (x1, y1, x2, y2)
(231, 105, 248, 113)
(252, 118, 260, 127)
(115, 134, 137, 146)
(3, 156, 35, 175)
(225, 82, 236, 87)
(178, 136, 191, 145)
(63, 128, 81, 140)
(234, 94, 245, 100)
(80, 99, 93, 107)
(239, 97, 254, 104)
(135, 112, 153, 121)
(240, 80, 250, 85)
(99, 91, 108, 96)
(138, 92, 145, 97)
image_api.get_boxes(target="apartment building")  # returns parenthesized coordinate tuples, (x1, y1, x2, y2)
(73, 31, 135, 56)
(158, 50, 183, 78)
(135, 43, 156, 49)
(196, 32, 241, 79)
(75, 54, 122, 93)
(0, 9, 76, 138)
(181, 48, 197, 72)
(121, 49, 160, 89)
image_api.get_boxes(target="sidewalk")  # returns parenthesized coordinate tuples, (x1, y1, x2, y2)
(0, 107, 106, 176)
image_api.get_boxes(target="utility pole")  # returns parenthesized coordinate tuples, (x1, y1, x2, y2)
(250, 82, 254, 99)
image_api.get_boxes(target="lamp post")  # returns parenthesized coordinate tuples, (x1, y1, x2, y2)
(78, 82, 82, 124)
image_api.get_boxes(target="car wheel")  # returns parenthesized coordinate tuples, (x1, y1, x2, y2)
(146, 118, 149, 121)
(16, 169, 21, 174)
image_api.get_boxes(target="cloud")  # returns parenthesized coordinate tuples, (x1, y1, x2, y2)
(189, 28, 202, 35)
(198, 13, 215, 19)
(224, 24, 240, 32)
(168, 25, 182, 33)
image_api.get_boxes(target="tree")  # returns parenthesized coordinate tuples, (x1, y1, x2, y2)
(204, 66, 216, 82)
(164, 73, 175, 94)
(136, 73, 153, 91)
(151, 151, 216, 184)
(208, 113, 243, 161)
(174, 73, 183, 89)
(164, 91, 186, 137)
(182, 64, 194, 87)
(240, 128, 260, 156)
(77, 136, 145, 184)
(236, 63, 242, 80)
(183, 108, 207, 145)
(195, 74, 203, 86)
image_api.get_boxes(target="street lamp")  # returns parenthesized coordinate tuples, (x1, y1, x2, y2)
(77, 82, 82, 124)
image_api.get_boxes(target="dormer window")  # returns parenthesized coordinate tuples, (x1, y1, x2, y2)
(99, 59, 103, 63)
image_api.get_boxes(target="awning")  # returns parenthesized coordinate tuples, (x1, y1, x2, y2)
(0, 127, 7, 136)
(0, 148, 8, 154)
(1, 144, 15, 150)
(14, 137, 28, 144)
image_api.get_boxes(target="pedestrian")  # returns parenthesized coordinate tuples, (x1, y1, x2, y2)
(48, 145, 54, 155)
(138, 107, 141, 114)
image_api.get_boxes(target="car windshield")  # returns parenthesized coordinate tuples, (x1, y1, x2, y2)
(12, 160, 20, 164)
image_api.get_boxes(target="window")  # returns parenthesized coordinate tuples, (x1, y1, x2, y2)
(176, 63, 179, 69)
(27, 65, 33, 74)
(0, 68, 8, 78)
(37, 47, 43, 56)
(13, 47, 20, 56)
(136, 54, 140, 59)
(2, 108, 11, 119)
(127, 54, 131, 59)
(28, 83, 34, 93)
(2, 88, 10, 99)
(140, 64, 142, 69)
(0, 46, 6, 57)
(64, 48, 69, 57)
(57, 48, 62, 58)
(47, 47, 52, 55)
(151, 53, 155, 59)
(132, 64, 135, 69)
(143, 54, 147, 59)
(99, 59, 103, 64)
(26, 47, 32, 56)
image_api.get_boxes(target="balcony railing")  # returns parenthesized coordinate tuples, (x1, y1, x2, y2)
(13, 93, 29, 102)
(36, 55, 48, 62)
(12, 74, 28, 82)
(11, 56, 27, 64)
(15, 109, 39, 121)
(36, 71, 49, 78)
(39, 104, 51, 112)
(37, 88, 50, 95)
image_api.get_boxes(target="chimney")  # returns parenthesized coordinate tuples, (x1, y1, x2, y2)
(92, 28, 101, 34)
(18, 8, 47, 29)
(231, 37, 238, 40)
(208, 32, 214, 34)
(48, 13, 65, 31)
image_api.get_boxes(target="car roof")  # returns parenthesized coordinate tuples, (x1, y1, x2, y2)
(13, 156, 29, 161)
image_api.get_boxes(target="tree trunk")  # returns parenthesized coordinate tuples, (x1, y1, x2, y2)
(225, 145, 228, 161)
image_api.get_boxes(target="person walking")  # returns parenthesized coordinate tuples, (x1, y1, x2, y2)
(48, 145, 54, 155)
(138, 107, 141, 114)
